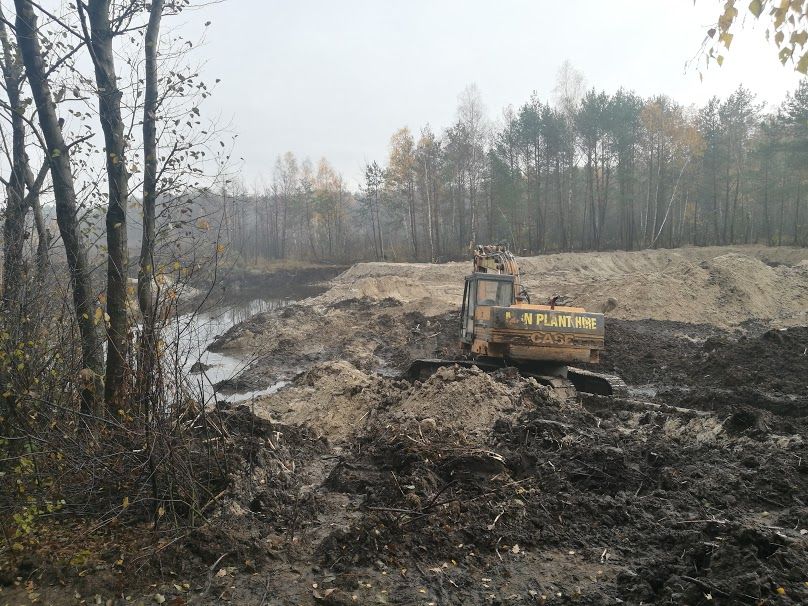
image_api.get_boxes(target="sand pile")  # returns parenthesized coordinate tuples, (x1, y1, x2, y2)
(252, 361, 389, 442)
(310, 261, 466, 315)
(308, 245, 808, 328)
(252, 362, 550, 443)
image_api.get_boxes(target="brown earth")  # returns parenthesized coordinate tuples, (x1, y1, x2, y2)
(4, 246, 808, 605)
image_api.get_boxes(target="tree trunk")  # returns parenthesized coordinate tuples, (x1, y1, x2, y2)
(762, 161, 771, 245)
(0, 6, 30, 318)
(83, 0, 131, 410)
(137, 0, 164, 415)
(29, 186, 49, 284)
(407, 177, 418, 259)
(424, 156, 435, 263)
(14, 0, 104, 413)
(794, 178, 802, 246)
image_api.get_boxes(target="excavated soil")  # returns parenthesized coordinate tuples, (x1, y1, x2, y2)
(589, 319, 808, 417)
(311, 245, 808, 327)
(156, 359, 807, 605)
(6, 246, 808, 605)
(208, 297, 461, 391)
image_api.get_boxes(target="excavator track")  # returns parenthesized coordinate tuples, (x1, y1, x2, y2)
(405, 358, 625, 401)
(567, 367, 629, 398)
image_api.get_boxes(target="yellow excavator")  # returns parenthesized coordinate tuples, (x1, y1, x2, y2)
(408, 244, 626, 399)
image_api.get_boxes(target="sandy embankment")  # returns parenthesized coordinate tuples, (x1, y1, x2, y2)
(310, 245, 808, 328)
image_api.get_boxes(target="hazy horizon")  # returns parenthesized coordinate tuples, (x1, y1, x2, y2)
(179, 0, 804, 188)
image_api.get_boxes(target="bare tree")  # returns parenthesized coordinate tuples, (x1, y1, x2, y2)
(456, 83, 489, 247)
(78, 0, 132, 409)
(13, 0, 104, 413)
(0, 5, 49, 316)
(136, 0, 165, 414)
(552, 60, 586, 119)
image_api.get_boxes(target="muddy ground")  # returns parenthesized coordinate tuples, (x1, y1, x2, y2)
(3, 247, 807, 605)
(159, 314, 808, 605)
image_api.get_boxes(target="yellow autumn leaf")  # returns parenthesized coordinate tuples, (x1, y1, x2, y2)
(791, 31, 808, 47)
(797, 51, 808, 73)
(122, 496, 129, 510)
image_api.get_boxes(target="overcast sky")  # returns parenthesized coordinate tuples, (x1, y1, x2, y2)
(179, 0, 804, 187)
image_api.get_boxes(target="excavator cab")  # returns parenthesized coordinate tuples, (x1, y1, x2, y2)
(460, 274, 514, 345)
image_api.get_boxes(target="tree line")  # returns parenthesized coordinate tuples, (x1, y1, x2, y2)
(222, 72, 808, 264)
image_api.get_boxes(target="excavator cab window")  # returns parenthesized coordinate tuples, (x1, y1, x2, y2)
(476, 278, 513, 307)
(461, 276, 514, 344)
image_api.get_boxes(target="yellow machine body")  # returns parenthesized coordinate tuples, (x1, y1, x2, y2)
(460, 254, 605, 365)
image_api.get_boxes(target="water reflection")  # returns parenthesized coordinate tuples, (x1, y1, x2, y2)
(165, 297, 294, 404)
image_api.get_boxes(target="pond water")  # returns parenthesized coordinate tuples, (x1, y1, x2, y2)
(165, 292, 311, 405)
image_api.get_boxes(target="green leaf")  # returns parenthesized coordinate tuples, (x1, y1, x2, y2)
(748, 0, 763, 18)
(717, 54, 725, 66)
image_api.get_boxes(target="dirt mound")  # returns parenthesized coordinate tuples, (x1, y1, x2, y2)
(208, 298, 460, 393)
(391, 366, 552, 435)
(252, 363, 551, 443)
(698, 326, 808, 395)
(312, 260, 466, 315)
(590, 317, 726, 386)
(252, 361, 392, 442)
(311, 246, 808, 328)
(592, 319, 808, 417)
